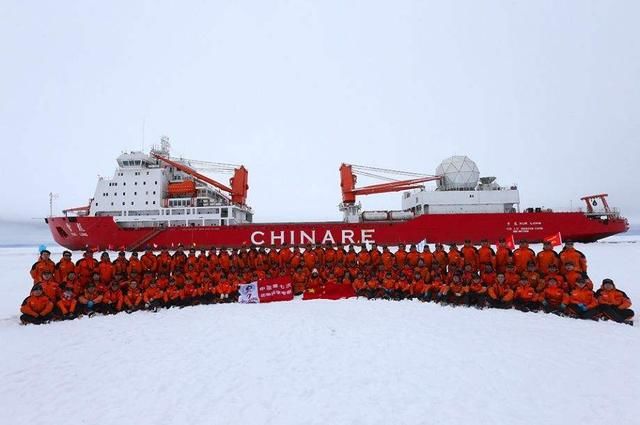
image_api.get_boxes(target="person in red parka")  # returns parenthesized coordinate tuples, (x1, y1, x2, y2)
(565, 277, 599, 320)
(513, 276, 539, 312)
(477, 240, 496, 271)
(487, 273, 514, 309)
(55, 250, 76, 283)
(163, 278, 182, 307)
(467, 274, 487, 308)
(78, 282, 104, 315)
(536, 241, 560, 275)
(97, 252, 114, 285)
(123, 280, 143, 312)
(143, 280, 164, 311)
(540, 278, 568, 314)
(20, 284, 54, 324)
(559, 241, 587, 274)
(55, 286, 78, 320)
(494, 239, 512, 274)
(112, 251, 129, 276)
(596, 279, 634, 324)
(75, 250, 98, 285)
(30, 249, 56, 282)
(512, 241, 536, 273)
(102, 281, 124, 314)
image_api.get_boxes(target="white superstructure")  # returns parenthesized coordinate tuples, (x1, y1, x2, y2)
(401, 156, 519, 215)
(81, 138, 253, 228)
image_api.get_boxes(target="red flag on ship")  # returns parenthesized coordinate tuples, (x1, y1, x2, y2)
(544, 232, 563, 247)
(498, 234, 516, 250)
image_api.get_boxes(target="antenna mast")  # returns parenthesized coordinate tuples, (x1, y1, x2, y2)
(49, 192, 59, 217)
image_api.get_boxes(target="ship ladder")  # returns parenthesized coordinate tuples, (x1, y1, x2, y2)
(128, 227, 166, 252)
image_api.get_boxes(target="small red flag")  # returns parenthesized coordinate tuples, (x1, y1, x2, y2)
(503, 234, 515, 250)
(544, 232, 563, 247)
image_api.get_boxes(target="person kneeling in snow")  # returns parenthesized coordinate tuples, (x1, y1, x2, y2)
(513, 276, 540, 313)
(20, 284, 54, 325)
(143, 280, 164, 311)
(102, 281, 124, 314)
(596, 279, 634, 325)
(123, 280, 143, 312)
(565, 277, 599, 320)
(487, 273, 514, 309)
(54, 286, 78, 320)
(467, 274, 487, 308)
(443, 274, 468, 306)
(163, 278, 182, 307)
(540, 278, 568, 315)
(78, 282, 104, 316)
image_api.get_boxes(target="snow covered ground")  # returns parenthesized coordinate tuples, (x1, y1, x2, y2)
(1, 240, 639, 425)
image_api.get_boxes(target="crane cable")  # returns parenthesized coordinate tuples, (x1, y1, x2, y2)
(350, 164, 436, 178)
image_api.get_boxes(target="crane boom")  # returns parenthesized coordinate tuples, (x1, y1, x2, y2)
(152, 153, 249, 205)
(340, 163, 440, 204)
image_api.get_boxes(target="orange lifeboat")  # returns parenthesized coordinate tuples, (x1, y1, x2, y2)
(167, 180, 196, 198)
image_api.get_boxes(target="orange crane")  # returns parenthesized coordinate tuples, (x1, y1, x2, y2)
(340, 163, 441, 204)
(152, 153, 249, 206)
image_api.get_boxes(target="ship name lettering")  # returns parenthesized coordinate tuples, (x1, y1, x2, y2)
(250, 229, 376, 246)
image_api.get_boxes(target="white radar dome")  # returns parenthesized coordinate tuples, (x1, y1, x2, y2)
(436, 156, 480, 190)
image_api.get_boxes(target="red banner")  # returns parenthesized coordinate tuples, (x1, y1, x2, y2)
(258, 276, 294, 303)
(303, 281, 356, 301)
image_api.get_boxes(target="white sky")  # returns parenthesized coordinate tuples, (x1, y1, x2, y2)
(1, 1, 639, 224)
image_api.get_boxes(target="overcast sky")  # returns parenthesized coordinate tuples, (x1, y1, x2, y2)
(1, 0, 639, 226)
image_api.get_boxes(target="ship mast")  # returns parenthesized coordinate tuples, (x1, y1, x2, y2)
(49, 192, 58, 217)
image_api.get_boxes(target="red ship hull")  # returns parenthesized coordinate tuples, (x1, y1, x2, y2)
(46, 212, 629, 251)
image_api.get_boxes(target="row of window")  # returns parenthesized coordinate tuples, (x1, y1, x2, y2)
(109, 180, 158, 185)
(95, 201, 157, 207)
(101, 191, 157, 197)
(116, 171, 153, 177)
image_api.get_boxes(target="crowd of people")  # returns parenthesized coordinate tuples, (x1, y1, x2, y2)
(21, 240, 634, 325)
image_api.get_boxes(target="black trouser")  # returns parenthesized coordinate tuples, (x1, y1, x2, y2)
(431, 291, 446, 303)
(467, 293, 486, 307)
(487, 298, 512, 309)
(599, 305, 634, 323)
(513, 300, 540, 312)
(165, 298, 182, 308)
(145, 299, 164, 310)
(447, 293, 467, 306)
(78, 303, 105, 315)
(102, 304, 123, 315)
(542, 303, 564, 314)
(20, 314, 52, 325)
(413, 293, 428, 302)
(364, 289, 380, 299)
(52, 307, 78, 321)
(124, 304, 142, 313)
(565, 304, 599, 320)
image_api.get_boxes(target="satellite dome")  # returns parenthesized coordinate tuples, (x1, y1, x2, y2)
(436, 156, 480, 190)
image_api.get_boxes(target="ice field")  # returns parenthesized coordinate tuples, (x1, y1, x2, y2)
(0, 238, 638, 425)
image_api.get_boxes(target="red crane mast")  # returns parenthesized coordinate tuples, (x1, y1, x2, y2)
(340, 163, 441, 204)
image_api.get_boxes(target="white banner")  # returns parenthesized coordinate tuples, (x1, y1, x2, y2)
(238, 282, 260, 304)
